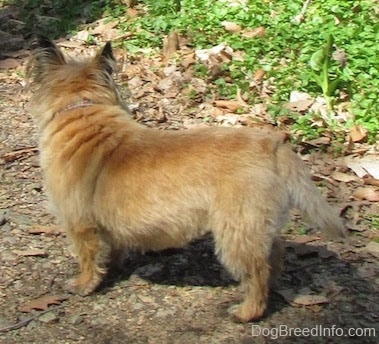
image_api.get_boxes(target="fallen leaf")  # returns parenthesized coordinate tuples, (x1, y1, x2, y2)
(277, 289, 329, 306)
(181, 52, 196, 69)
(309, 96, 328, 119)
(19, 295, 68, 313)
(348, 226, 366, 233)
(162, 31, 180, 62)
(253, 69, 265, 83)
(214, 100, 246, 112)
(236, 88, 249, 107)
(195, 43, 234, 64)
(284, 99, 314, 112)
(292, 294, 330, 306)
(349, 125, 368, 143)
(276, 289, 297, 305)
(289, 90, 313, 102)
(331, 171, 358, 183)
(0, 58, 19, 69)
(346, 157, 379, 179)
(242, 26, 266, 38)
(103, 28, 124, 41)
(284, 91, 314, 112)
(0, 147, 38, 163)
(27, 226, 63, 235)
(303, 137, 331, 147)
(363, 177, 379, 187)
(73, 30, 91, 42)
(346, 161, 368, 178)
(221, 21, 242, 33)
(13, 249, 48, 257)
(353, 187, 379, 202)
(127, 8, 139, 17)
(89, 19, 119, 36)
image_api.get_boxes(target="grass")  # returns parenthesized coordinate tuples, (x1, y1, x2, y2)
(3, 0, 378, 141)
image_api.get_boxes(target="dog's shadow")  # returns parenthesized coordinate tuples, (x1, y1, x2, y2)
(103, 236, 344, 290)
(98, 235, 367, 320)
(104, 234, 236, 289)
(84, 236, 379, 341)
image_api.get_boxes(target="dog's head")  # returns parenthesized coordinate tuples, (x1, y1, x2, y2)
(27, 36, 122, 126)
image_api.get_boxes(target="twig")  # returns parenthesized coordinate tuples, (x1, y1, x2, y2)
(293, 0, 312, 23)
(0, 305, 64, 334)
(0, 147, 38, 163)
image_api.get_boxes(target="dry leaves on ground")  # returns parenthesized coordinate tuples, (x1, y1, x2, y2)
(277, 289, 330, 307)
(19, 295, 69, 313)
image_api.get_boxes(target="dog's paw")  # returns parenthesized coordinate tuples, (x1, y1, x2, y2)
(228, 303, 264, 323)
(64, 276, 100, 296)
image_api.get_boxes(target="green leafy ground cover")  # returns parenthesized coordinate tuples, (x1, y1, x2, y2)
(108, 0, 379, 140)
(5, 0, 379, 141)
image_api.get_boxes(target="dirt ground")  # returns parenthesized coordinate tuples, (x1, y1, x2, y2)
(1, 32, 379, 344)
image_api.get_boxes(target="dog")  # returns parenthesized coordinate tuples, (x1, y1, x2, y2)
(27, 37, 345, 322)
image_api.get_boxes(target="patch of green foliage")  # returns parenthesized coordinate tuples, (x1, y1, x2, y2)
(8, 0, 378, 140)
(114, 0, 378, 141)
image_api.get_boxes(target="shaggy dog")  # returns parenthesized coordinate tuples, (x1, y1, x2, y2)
(27, 37, 345, 322)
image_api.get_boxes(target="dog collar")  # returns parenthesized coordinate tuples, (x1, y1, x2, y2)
(56, 99, 95, 116)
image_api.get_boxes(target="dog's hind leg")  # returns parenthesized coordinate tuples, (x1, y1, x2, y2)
(213, 218, 275, 322)
(65, 225, 110, 296)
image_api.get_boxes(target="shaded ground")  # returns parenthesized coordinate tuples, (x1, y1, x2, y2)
(0, 3, 378, 343)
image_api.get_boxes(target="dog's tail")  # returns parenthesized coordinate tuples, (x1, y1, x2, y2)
(277, 144, 346, 239)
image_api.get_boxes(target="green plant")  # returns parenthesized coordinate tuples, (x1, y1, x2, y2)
(213, 77, 237, 98)
(194, 63, 209, 78)
(309, 34, 342, 112)
(292, 113, 326, 140)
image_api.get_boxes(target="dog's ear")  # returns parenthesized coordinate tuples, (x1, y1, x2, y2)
(95, 42, 116, 75)
(27, 36, 66, 84)
(35, 36, 66, 65)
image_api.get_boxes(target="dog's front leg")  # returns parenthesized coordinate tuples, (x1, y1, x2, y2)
(65, 225, 109, 296)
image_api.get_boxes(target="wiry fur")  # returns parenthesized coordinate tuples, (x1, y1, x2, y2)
(27, 37, 345, 322)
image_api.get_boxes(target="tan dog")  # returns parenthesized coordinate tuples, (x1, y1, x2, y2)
(27, 37, 345, 322)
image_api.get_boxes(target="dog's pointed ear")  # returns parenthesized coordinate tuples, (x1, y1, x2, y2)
(27, 36, 66, 84)
(35, 35, 66, 65)
(96, 42, 116, 75)
(37, 36, 57, 49)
